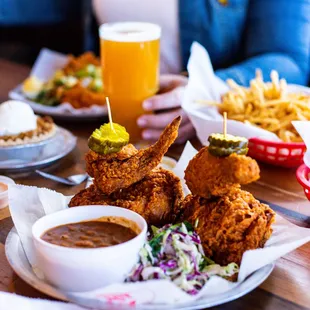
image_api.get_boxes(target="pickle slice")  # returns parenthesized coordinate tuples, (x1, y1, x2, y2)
(208, 133, 248, 149)
(208, 133, 248, 157)
(88, 123, 129, 155)
(208, 145, 249, 157)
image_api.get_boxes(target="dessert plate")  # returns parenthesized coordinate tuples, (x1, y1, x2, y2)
(0, 127, 76, 173)
(5, 227, 274, 310)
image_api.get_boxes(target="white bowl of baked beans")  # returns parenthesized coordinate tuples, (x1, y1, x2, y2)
(32, 205, 147, 292)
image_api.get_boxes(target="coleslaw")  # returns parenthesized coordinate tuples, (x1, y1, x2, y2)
(127, 222, 239, 295)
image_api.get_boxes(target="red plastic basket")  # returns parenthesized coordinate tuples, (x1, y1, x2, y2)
(296, 164, 310, 200)
(248, 138, 306, 168)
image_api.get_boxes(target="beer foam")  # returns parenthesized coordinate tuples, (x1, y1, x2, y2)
(99, 22, 161, 42)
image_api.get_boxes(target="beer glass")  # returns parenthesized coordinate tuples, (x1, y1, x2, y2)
(99, 22, 161, 142)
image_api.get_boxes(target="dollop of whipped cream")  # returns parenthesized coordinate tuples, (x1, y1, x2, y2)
(0, 100, 37, 136)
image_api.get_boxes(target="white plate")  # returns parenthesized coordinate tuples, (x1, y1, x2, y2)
(5, 228, 274, 310)
(0, 127, 76, 173)
(9, 85, 107, 122)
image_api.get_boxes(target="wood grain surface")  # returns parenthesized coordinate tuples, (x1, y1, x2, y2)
(0, 59, 309, 309)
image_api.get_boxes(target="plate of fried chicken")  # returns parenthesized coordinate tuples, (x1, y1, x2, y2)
(69, 117, 275, 269)
(11, 116, 305, 309)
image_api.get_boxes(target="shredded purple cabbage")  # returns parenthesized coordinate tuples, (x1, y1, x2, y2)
(126, 223, 239, 295)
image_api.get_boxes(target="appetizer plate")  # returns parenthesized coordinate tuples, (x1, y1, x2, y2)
(9, 85, 107, 122)
(5, 228, 274, 309)
(0, 127, 76, 173)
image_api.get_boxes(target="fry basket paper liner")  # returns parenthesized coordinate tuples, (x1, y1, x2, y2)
(293, 121, 310, 168)
(182, 42, 310, 145)
(8, 142, 310, 307)
(9, 48, 107, 116)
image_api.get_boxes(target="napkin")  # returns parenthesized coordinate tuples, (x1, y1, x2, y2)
(7, 143, 310, 307)
(8, 186, 71, 267)
(9, 48, 107, 116)
(293, 121, 310, 168)
(173, 141, 197, 196)
(182, 42, 300, 144)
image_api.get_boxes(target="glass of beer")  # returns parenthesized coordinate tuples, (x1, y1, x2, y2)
(99, 22, 161, 142)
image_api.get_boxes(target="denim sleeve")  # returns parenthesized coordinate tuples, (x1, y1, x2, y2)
(216, 0, 310, 86)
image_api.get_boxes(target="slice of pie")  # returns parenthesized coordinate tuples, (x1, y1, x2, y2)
(0, 100, 57, 147)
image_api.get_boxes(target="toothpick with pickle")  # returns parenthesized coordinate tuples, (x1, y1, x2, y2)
(88, 97, 129, 154)
(208, 112, 249, 157)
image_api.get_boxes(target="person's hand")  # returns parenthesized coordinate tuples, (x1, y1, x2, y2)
(137, 74, 196, 144)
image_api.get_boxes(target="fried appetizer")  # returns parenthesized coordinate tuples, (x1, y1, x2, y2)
(198, 70, 310, 142)
(69, 168, 184, 226)
(179, 189, 275, 265)
(61, 53, 104, 108)
(61, 85, 105, 108)
(63, 52, 100, 75)
(185, 146, 260, 198)
(86, 116, 181, 195)
(23, 52, 104, 108)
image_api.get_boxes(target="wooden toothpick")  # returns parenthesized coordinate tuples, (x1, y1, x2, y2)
(223, 112, 227, 138)
(106, 97, 115, 132)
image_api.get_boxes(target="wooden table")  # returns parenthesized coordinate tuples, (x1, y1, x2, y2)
(0, 59, 309, 310)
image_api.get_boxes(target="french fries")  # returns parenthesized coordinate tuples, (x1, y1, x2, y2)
(197, 70, 310, 142)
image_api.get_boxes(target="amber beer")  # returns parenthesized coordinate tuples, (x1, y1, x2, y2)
(99, 22, 161, 142)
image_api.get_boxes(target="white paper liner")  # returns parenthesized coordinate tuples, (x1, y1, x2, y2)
(182, 42, 310, 145)
(7, 142, 310, 306)
(293, 121, 310, 168)
(9, 48, 107, 117)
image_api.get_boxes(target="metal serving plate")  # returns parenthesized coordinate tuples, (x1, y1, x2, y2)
(5, 228, 274, 310)
(0, 127, 76, 173)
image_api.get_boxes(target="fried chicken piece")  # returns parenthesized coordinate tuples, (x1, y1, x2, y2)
(63, 52, 100, 75)
(60, 52, 104, 108)
(185, 146, 260, 198)
(97, 143, 139, 160)
(86, 116, 181, 195)
(62, 86, 105, 108)
(179, 189, 275, 265)
(69, 168, 184, 226)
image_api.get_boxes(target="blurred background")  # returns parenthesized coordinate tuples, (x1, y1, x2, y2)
(0, 0, 98, 65)
(1, 0, 309, 86)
